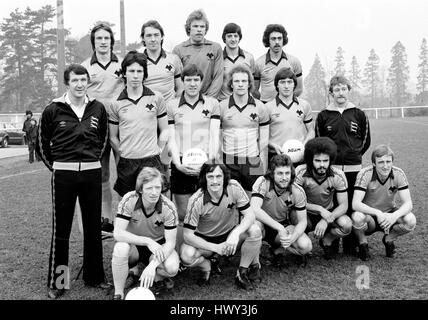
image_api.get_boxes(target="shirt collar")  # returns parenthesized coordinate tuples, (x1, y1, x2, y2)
(183, 38, 212, 47)
(275, 95, 299, 108)
(223, 47, 246, 60)
(265, 50, 287, 64)
(326, 101, 357, 112)
(228, 95, 256, 108)
(134, 193, 163, 213)
(202, 188, 229, 205)
(117, 86, 155, 101)
(144, 49, 167, 62)
(90, 52, 119, 65)
(178, 92, 205, 107)
(371, 167, 394, 182)
(64, 93, 90, 106)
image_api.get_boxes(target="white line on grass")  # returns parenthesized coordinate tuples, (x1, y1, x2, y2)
(0, 169, 44, 181)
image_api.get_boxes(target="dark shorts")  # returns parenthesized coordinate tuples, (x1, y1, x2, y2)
(135, 238, 166, 265)
(114, 155, 167, 197)
(264, 220, 291, 249)
(101, 141, 111, 183)
(365, 208, 398, 236)
(223, 154, 262, 191)
(194, 229, 233, 245)
(170, 160, 199, 195)
(305, 213, 338, 234)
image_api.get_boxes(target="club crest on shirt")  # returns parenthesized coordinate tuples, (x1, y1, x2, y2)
(146, 104, 155, 111)
(202, 109, 210, 117)
(206, 52, 214, 59)
(154, 220, 164, 227)
(165, 64, 173, 71)
(296, 109, 303, 117)
(249, 113, 258, 121)
(327, 186, 335, 193)
(388, 186, 398, 194)
(284, 199, 293, 207)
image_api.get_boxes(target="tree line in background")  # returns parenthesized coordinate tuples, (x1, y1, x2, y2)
(0, 6, 427, 113)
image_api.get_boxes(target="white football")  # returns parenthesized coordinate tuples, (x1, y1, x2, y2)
(125, 287, 156, 300)
(182, 148, 208, 170)
(282, 139, 305, 164)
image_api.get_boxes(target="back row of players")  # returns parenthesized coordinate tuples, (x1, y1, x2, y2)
(37, 9, 417, 299)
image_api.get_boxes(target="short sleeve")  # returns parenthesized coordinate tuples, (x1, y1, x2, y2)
(252, 176, 268, 199)
(108, 101, 120, 125)
(116, 192, 138, 221)
(183, 191, 204, 230)
(395, 168, 409, 190)
(290, 55, 303, 78)
(292, 184, 307, 210)
(294, 165, 306, 187)
(156, 94, 167, 118)
(166, 100, 176, 124)
(230, 180, 250, 210)
(334, 169, 348, 192)
(173, 53, 183, 78)
(210, 98, 221, 120)
(162, 198, 179, 229)
(302, 100, 313, 123)
(354, 168, 372, 191)
(258, 101, 270, 126)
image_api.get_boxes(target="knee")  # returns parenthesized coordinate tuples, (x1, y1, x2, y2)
(163, 252, 180, 277)
(352, 211, 366, 225)
(113, 242, 131, 258)
(180, 244, 198, 266)
(403, 213, 417, 230)
(338, 216, 353, 235)
(247, 223, 262, 238)
(296, 235, 312, 255)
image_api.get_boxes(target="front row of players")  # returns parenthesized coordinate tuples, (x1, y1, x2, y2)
(111, 139, 416, 299)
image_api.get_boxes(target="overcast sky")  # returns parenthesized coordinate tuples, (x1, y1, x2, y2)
(1, 0, 427, 91)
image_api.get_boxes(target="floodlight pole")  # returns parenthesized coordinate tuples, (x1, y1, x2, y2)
(56, 0, 66, 95)
(120, 0, 126, 57)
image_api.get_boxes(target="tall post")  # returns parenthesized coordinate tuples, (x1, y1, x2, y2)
(56, 0, 66, 95)
(120, 0, 126, 57)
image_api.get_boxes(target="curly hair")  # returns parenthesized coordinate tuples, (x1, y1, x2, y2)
(304, 137, 337, 173)
(264, 154, 295, 186)
(262, 24, 288, 48)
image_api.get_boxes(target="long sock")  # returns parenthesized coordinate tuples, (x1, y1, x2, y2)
(112, 254, 129, 297)
(353, 222, 368, 244)
(240, 235, 262, 268)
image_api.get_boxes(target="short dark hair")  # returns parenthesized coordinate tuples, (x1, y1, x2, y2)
(264, 154, 295, 186)
(329, 75, 352, 93)
(25, 110, 33, 116)
(227, 64, 254, 92)
(181, 64, 204, 81)
(121, 50, 148, 81)
(222, 22, 242, 43)
(185, 9, 209, 36)
(304, 137, 337, 173)
(262, 24, 288, 48)
(371, 144, 394, 164)
(274, 68, 297, 92)
(64, 64, 90, 85)
(198, 163, 231, 192)
(90, 23, 115, 51)
(140, 20, 164, 47)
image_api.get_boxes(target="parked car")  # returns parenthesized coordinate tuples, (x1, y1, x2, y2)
(0, 123, 26, 147)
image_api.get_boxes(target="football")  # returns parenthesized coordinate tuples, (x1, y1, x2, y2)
(182, 148, 208, 170)
(125, 287, 156, 300)
(282, 139, 305, 164)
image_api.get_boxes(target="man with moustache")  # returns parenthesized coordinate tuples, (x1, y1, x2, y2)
(173, 9, 223, 99)
(180, 163, 262, 290)
(251, 154, 311, 267)
(315, 76, 371, 256)
(295, 137, 352, 260)
(254, 24, 303, 102)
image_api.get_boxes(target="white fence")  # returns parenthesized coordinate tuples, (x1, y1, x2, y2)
(312, 106, 428, 119)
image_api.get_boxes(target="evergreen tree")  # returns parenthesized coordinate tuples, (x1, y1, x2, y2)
(348, 56, 361, 103)
(363, 49, 380, 107)
(387, 41, 409, 107)
(304, 54, 327, 110)
(417, 38, 428, 94)
(334, 46, 346, 76)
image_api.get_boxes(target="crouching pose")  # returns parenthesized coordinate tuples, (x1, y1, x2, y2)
(180, 163, 262, 290)
(252, 154, 312, 267)
(111, 167, 179, 299)
(352, 145, 416, 261)
(295, 137, 352, 260)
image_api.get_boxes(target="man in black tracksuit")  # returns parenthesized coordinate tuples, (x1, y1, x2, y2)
(37, 64, 109, 299)
(315, 76, 371, 256)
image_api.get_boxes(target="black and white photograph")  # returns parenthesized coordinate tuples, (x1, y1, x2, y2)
(0, 0, 426, 307)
